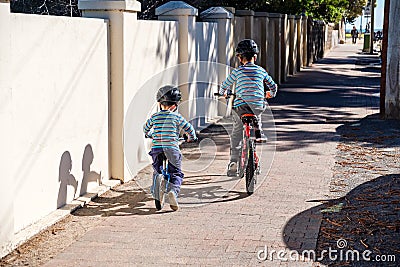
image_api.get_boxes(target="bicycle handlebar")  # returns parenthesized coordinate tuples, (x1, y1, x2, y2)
(145, 134, 198, 143)
(214, 92, 236, 99)
(215, 92, 272, 100)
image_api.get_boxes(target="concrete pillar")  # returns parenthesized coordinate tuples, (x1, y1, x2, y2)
(254, 12, 269, 70)
(201, 7, 234, 75)
(79, 0, 141, 181)
(296, 15, 303, 71)
(267, 13, 282, 85)
(156, 1, 198, 120)
(281, 14, 289, 82)
(288, 15, 296, 75)
(302, 16, 308, 67)
(385, 0, 400, 118)
(235, 10, 254, 39)
(200, 7, 234, 116)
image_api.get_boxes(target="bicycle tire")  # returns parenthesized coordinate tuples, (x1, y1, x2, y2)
(245, 140, 256, 195)
(154, 174, 164, 210)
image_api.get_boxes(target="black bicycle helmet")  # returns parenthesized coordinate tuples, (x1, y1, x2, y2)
(235, 39, 259, 57)
(156, 85, 181, 105)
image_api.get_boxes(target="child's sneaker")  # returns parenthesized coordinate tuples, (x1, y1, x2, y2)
(227, 161, 238, 177)
(255, 130, 267, 143)
(168, 190, 179, 211)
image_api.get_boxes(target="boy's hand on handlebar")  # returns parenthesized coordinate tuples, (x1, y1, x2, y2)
(265, 91, 274, 99)
(186, 136, 198, 143)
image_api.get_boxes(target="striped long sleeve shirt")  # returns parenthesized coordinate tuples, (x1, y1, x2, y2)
(143, 110, 196, 150)
(219, 63, 277, 108)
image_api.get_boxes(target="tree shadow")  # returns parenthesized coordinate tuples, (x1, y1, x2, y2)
(269, 51, 381, 153)
(72, 187, 163, 217)
(283, 174, 400, 266)
(72, 181, 249, 217)
(335, 114, 400, 149)
(282, 113, 400, 265)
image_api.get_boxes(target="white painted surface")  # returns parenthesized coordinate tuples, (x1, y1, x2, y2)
(0, 3, 14, 258)
(0, 8, 109, 257)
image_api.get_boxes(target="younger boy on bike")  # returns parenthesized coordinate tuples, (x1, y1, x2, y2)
(143, 86, 197, 211)
(219, 39, 278, 176)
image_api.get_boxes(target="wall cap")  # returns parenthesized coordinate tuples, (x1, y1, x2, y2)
(235, 10, 254, 16)
(200, 7, 233, 20)
(254, 12, 269, 17)
(78, 0, 141, 12)
(268, 13, 282, 18)
(156, 1, 198, 16)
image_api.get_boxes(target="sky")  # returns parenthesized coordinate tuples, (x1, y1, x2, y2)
(349, 0, 384, 32)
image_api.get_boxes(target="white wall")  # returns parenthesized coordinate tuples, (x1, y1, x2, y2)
(187, 22, 218, 129)
(0, 6, 109, 257)
(0, 2, 14, 257)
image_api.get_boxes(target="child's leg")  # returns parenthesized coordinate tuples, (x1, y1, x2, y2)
(164, 149, 184, 194)
(230, 108, 243, 162)
(149, 149, 164, 174)
(251, 105, 266, 131)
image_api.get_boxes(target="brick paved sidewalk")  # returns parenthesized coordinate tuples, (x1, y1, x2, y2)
(42, 43, 380, 266)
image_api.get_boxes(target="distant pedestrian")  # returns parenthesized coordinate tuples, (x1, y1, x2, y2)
(351, 26, 359, 44)
(376, 31, 383, 41)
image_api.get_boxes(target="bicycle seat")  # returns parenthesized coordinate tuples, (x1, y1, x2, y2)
(241, 113, 257, 124)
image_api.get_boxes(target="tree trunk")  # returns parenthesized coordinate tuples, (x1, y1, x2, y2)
(385, 0, 400, 119)
(380, 0, 390, 117)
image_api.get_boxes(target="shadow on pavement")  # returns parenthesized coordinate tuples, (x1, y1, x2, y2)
(72, 188, 163, 217)
(271, 52, 381, 153)
(72, 180, 250, 217)
(282, 114, 400, 266)
(283, 174, 400, 266)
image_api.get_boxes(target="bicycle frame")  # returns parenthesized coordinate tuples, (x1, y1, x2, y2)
(161, 157, 171, 192)
(239, 114, 259, 171)
(238, 114, 260, 194)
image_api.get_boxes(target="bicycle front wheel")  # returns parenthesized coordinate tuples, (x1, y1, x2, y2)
(245, 140, 256, 195)
(154, 174, 165, 210)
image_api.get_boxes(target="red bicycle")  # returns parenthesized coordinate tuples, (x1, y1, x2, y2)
(215, 92, 260, 195)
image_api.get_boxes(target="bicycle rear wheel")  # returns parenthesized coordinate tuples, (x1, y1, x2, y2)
(245, 140, 256, 195)
(238, 139, 248, 178)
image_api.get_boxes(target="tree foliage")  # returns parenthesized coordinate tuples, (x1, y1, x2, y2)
(11, 0, 80, 16)
(344, 0, 367, 22)
(9, 0, 366, 23)
(141, 0, 367, 23)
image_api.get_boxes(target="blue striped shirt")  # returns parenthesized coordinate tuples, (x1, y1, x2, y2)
(143, 110, 196, 150)
(219, 63, 277, 108)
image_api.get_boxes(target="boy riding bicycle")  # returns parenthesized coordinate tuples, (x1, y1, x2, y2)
(143, 86, 197, 211)
(219, 39, 278, 176)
